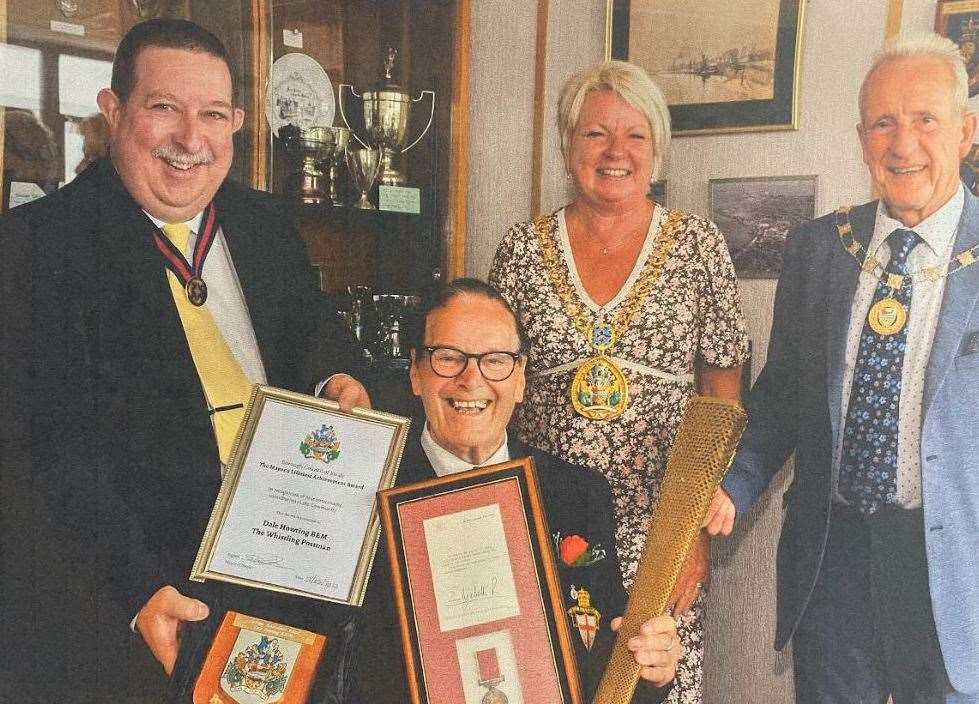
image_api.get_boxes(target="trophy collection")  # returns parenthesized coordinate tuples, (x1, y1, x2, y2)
(339, 48, 436, 188)
(267, 47, 435, 209)
(338, 285, 421, 369)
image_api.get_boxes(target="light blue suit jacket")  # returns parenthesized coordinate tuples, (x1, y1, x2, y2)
(723, 189, 979, 694)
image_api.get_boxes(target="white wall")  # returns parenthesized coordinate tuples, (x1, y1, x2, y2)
(466, 2, 940, 702)
(464, 1, 539, 275)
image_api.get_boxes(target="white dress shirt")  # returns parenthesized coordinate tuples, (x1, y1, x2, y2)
(146, 210, 268, 388)
(833, 185, 962, 509)
(419, 423, 510, 476)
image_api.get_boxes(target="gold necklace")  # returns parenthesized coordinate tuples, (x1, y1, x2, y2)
(835, 206, 979, 334)
(534, 209, 681, 420)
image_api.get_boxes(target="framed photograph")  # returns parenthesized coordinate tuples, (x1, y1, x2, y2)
(378, 458, 583, 704)
(649, 179, 668, 208)
(191, 385, 410, 606)
(709, 175, 817, 279)
(606, 0, 805, 135)
(936, 0, 979, 97)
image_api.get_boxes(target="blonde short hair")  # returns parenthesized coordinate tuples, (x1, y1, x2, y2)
(557, 60, 671, 180)
(860, 32, 969, 118)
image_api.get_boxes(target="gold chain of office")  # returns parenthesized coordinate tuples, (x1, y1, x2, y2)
(533, 209, 682, 420)
(835, 206, 979, 285)
(835, 206, 979, 335)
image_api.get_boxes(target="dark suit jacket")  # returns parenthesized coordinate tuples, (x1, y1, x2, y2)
(0, 159, 360, 702)
(354, 423, 666, 704)
(722, 194, 979, 693)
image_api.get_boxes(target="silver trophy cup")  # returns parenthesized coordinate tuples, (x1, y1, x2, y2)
(338, 48, 435, 187)
(326, 126, 351, 206)
(283, 126, 338, 205)
(346, 147, 381, 209)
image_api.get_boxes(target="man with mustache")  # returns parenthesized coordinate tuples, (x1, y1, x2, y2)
(0, 18, 368, 701)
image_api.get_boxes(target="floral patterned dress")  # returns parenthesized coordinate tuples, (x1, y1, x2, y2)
(489, 206, 749, 704)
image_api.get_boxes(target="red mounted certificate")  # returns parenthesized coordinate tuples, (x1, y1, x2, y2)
(378, 458, 583, 704)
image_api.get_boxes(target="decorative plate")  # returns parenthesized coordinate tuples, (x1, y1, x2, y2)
(265, 53, 335, 136)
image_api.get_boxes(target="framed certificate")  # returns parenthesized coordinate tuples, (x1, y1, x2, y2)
(191, 385, 410, 606)
(378, 458, 583, 704)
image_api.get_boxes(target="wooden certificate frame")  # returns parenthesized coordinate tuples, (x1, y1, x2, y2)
(378, 458, 583, 704)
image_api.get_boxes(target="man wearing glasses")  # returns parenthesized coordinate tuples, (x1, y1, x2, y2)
(354, 278, 679, 703)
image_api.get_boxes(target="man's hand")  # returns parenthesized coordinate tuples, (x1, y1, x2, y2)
(702, 486, 736, 536)
(135, 585, 209, 675)
(667, 530, 709, 616)
(321, 373, 371, 411)
(611, 614, 680, 688)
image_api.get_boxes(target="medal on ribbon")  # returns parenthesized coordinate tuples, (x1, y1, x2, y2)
(152, 203, 218, 306)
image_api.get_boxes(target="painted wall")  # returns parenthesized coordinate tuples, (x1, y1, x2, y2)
(466, 1, 940, 702)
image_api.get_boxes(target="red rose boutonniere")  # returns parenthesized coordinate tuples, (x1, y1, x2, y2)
(554, 533, 606, 567)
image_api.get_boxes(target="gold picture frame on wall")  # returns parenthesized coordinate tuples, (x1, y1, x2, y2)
(605, 0, 805, 135)
(935, 0, 979, 194)
(936, 0, 979, 97)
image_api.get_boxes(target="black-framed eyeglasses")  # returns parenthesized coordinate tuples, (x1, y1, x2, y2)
(422, 346, 523, 381)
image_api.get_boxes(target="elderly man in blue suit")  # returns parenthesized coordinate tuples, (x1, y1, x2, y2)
(703, 33, 979, 703)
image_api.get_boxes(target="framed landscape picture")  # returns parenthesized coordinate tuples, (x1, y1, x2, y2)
(709, 175, 816, 279)
(606, 0, 805, 134)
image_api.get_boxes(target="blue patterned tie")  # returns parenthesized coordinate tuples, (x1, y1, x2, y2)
(838, 228, 920, 515)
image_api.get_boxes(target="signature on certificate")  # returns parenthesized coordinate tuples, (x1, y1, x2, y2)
(242, 552, 288, 568)
(447, 577, 501, 605)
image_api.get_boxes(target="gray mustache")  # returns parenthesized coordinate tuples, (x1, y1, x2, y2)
(152, 145, 214, 166)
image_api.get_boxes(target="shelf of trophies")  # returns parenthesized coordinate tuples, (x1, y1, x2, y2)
(252, 0, 465, 375)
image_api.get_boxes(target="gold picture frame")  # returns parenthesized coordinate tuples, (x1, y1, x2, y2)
(191, 384, 410, 607)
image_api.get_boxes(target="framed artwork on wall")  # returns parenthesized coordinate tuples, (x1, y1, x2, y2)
(936, 0, 979, 97)
(936, 0, 979, 195)
(649, 179, 667, 207)
(708, 175, 816, 279)
(605, 0, 805, 135)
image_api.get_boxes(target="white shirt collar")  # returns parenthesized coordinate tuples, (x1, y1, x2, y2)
(145, 210, 205, 236)
(419, 423, 510, 477)
(872, 183, 964, 259)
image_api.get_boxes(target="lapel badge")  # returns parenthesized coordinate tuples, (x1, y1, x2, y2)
(568, 585, 601, 651)
(554, 532, 606, 568)
(961, 329, 979, 357)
